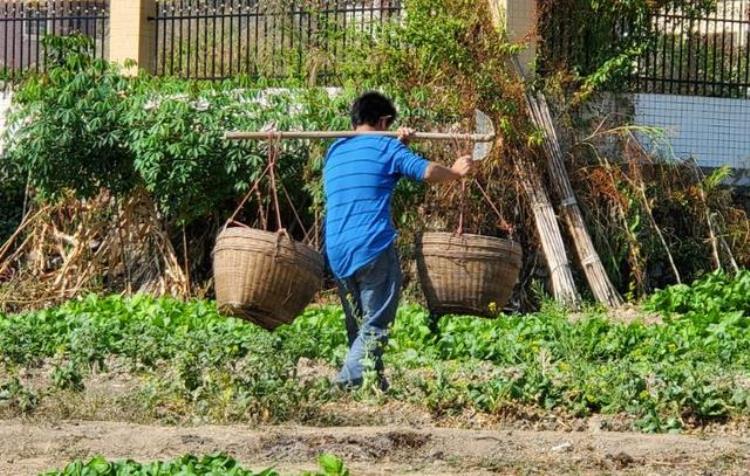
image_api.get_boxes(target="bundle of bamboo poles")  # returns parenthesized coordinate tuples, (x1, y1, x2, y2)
(522, 89, 623, 308)
(484, 1, 582, 307)
(514, 155, 581, 307)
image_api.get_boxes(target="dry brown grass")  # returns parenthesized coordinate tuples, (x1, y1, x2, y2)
(0, 189, 188, 314)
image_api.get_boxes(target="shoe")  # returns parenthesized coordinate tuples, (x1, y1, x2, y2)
(334, 376, 389, 392)
(335, 378, 363, 390)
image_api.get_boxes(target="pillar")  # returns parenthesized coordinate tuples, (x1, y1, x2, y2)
(488, 0, 538, 72)
(108, 0, 157, 74)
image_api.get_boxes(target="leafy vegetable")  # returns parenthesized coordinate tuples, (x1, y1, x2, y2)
(41, 452, 348, 476)
(646, 269, 750, 317)
(2, 271, 750, 432)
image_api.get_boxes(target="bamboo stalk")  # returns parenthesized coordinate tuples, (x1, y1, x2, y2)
(637, 182, 682, 284)
(0, 206, 48, 262)
(702, 197, 721, 270)
(691, 162, 739, 272)
(622, 132, 683, 284)
(720, 234, 740, 273)
(690, 163, 721, 271)
(0, 234, 33, 278)
(515, 155, 581, 307)
(523, 91, 623, 308)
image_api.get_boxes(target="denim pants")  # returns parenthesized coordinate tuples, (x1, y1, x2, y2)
(334, 244, 402, 385)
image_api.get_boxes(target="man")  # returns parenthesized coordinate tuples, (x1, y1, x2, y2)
(323, 91, 475, 390)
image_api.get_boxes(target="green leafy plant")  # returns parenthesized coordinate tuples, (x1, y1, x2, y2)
(314, 454, 350, 476)
(2, 270, 750, 433)
(5, 35, 135, 200)
(2, 36, 441, 231)
(41, 452, 350, 476)
(646, 269, 750, 317)
(0, 377, 39, 414)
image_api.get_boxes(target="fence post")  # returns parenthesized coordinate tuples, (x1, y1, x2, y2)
(488, 0, 537, 71)
(108, 0, 157, 74)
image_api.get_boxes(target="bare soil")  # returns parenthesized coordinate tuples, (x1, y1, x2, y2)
(2, 420, 749, 475)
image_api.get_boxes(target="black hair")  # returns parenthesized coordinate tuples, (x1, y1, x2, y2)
(350, 91, 397, 128)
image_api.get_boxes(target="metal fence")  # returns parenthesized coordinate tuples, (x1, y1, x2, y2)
(151, 0, 402, 80)
(0, 1, 109, 78)
(540, 0, 750, 98)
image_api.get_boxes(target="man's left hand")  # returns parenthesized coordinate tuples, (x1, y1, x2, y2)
(397, 127, 415, 145)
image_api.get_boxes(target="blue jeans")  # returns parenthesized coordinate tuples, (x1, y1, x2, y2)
(334, 244, 402, 386)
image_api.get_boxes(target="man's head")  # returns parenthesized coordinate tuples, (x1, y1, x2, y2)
(350, 91, 397, 131)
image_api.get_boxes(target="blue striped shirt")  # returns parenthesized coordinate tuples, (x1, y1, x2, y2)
(323, 136, 430, 279)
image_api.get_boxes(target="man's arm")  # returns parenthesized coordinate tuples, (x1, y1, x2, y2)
(396, 128, 476, 184)
(423, 155, 475, 184)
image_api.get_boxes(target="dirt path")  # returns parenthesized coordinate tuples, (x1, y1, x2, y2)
(2, 420, 749, 475)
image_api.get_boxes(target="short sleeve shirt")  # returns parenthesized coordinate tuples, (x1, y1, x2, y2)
(323, 136, 429, 279)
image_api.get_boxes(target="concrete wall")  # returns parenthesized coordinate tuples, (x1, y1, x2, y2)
(633, 93, 750, 170)
(0, 89, 12, 156)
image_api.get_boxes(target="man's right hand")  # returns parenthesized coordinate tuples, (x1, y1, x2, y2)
(451, 155, 476, 177)
(396, 127, 415, 145)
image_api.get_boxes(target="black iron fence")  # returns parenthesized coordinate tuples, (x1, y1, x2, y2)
(151, 0, 403, 80)
(540, 0, 750, 98)
(0, 0, 741, 98)
(0, 1, 109, 78)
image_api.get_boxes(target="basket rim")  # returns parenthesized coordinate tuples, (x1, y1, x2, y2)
(214, 227, 323, 265)
(418, 231, 520, 243)
(417, 232, 523, 257)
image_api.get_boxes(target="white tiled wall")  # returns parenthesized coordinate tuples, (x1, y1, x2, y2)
(0, 87, 747, 172)
(633, 93, 750, 170)
(0, 90, 12, 157)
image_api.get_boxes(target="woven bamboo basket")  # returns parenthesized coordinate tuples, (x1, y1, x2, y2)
(213, 227, 324, 330)
(416, 232, 523, 317)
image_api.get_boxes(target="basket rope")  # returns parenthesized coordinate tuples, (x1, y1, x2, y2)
(267, 134, 284, 233)
(453, 137, 468, 236)
(224, 161, 273, 231)
(473, 180, 514, 239)
(223, 133, 309, 243)
(457, 179, 466, 235)
(450, 137, 510, 238)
